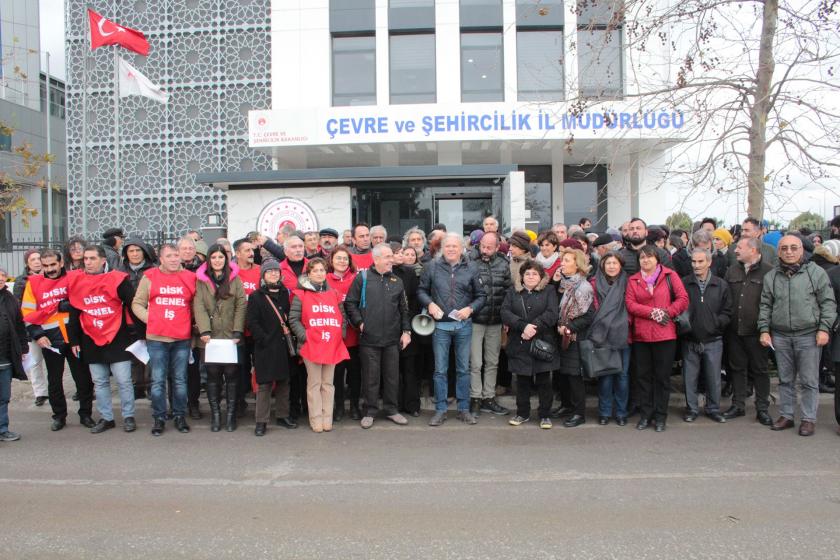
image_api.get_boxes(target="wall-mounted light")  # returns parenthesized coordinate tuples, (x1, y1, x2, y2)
(206, 212, 221, 227)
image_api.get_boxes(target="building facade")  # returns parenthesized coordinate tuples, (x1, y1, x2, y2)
(202, 0, 684, 240)
(64, 0, 273, 239)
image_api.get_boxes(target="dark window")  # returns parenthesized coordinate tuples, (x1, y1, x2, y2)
(390, 34, 436, 104)
(460, 0, 503, 28)
(331, 0, 376, 106)
(522, 165, 553, 233)
(461, 0, 503, 102)
(564, 165, 608, 229)
(332, 36, 377, 106)
(330, 0, 375, 33)
(389, 0, 435, 30)
(577, 0, 624, 98)
(0, 133, 11, 152)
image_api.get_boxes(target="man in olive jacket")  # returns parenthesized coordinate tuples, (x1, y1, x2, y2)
(723, 237, 774, 425)
(468, 232, 511, 417)
(758, 235, 836, 437)
(345, 243, 412, 429)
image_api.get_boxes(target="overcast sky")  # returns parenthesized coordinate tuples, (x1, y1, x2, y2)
(35, 0, 840, 227)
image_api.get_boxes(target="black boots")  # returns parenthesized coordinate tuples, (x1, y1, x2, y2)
(207, 382, 222, 432)
(226, 380, 238, 432)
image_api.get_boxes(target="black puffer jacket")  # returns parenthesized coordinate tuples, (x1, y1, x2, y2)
(417, 256, 486, 322)
(0, 286, 29, 380)
(345, 267, 411, 348)
(672, 248, 728, 278)
(681, 273, 732, 342)
(469, 252, 511, 325)
(619, 245, 673, 276)
(501, 286, 560, 375)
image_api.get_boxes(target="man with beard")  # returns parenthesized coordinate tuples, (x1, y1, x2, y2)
(319, 228, 340, 257)
(21, 249, 95, 431)
(67, 246, 138, 433)
(619, 217, 672, 275)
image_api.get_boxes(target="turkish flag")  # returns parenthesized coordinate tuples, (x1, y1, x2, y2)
(88, 8, 151, 56)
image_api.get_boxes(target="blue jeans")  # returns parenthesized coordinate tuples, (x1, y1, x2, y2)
(772, 333, 821, 422)
(597, 347, 631, 417)
(148, 340, 191, 420)
(89, 361, 135, 422)
(0, 366, 12, 433)
(432, 323, 472, 412)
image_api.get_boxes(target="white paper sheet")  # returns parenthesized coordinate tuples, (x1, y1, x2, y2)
(126, 340, 150, 365)
(44, 345, 62, 354)
(204, 339, 238, 364)
(22, 352, 38, 372)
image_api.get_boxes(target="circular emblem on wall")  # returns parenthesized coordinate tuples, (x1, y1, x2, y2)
(256, 197, 319, 236)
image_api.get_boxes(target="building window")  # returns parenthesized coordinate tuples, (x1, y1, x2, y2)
(516, 1, 565, 102)
(521, 165, 553, 232)
(390, 1, 436, 104)
(41, 189, 68, 243)
(460, 0, 503, 102)
(331, 0, 376, 106)
(0, 132, 11, 152)
(564, 164, 608, 229)
(577, 0, 624, 99)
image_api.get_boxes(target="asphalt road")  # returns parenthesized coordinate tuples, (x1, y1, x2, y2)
(2, 380, 839, 559)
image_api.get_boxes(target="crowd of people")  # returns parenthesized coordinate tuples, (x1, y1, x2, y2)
(1, 213, 839, 443)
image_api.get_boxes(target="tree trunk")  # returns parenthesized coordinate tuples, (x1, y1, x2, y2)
(747, 0, 778, 219)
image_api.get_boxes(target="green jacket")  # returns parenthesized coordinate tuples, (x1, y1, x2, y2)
(193, 264, 247, 348)
(758, 261, 836, 337)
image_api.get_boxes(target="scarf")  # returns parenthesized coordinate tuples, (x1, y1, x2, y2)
(779, 261, 802, 277)
(534, 251, 559, 270)
(559, 273, 593, 324)
(641, 264, 662, 294)
(589, 269, 628, 348)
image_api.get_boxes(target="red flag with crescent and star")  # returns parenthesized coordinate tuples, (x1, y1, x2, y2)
(88, 8, 151, 56)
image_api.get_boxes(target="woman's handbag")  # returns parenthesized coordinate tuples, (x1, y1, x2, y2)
(264, 294, 298, 357)
(579, 339, 623, 378)
(664, 275, 692, 336)
(529, 337, 556, 362)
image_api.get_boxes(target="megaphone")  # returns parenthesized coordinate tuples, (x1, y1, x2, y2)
(411, 310, 436, 336)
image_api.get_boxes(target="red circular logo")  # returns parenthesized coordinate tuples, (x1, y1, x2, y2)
(256, 198, 318, 237)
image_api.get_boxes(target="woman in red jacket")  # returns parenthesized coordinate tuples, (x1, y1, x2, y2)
(625, 245, 688, 432)
(327, 246, 360, 422)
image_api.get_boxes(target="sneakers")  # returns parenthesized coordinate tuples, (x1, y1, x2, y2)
(34, 396, 47, 407)
(387, 413, 408, 425)
(509, 415, 530, 426)
(360, 416, 374, 429)
(0, 430, 21, 442)
(123, 417, 137, 433)
(540, 418, 552, 429)
(457, 411, 478, 425)
(429, 412, 447, 427)
(480, 398, 510, 416)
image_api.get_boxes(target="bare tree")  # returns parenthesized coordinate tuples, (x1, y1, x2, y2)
(569, 0, 840, 219)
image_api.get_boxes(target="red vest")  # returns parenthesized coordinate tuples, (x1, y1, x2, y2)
(350, 251, 373, 271)
(26, 273, 70, 325)
(327, 271, 359, 347)
(144, 268, 196, 340)
(239, 266, 262, 298)
(293, 288, 349, 365)
(68, 271, 127, 346)
(280, 258, 307, 301)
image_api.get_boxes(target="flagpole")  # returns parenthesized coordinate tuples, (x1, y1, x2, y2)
(81, 17, 89, 239)
(113, 49, 121, 227)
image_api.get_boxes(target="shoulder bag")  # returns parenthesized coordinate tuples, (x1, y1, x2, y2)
(520, 293, 556, 362)
(264, 294, 297, 357)
(578, 339, 623, 378)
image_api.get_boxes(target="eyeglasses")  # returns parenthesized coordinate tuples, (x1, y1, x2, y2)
(778, 245, 802, 252)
